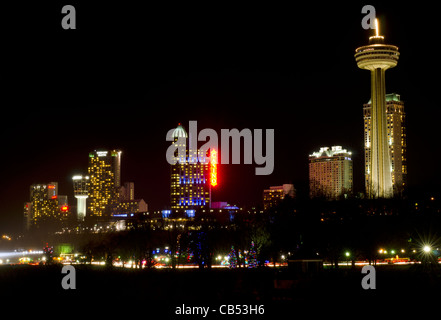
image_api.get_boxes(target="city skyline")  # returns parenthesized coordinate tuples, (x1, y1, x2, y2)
(1, 3, 441, 316)
(1, 3, 440, 234)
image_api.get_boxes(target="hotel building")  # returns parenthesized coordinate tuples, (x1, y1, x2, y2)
(309, 146, 353, 199)
(363, 93, 407, 196)
(26, 182, 69, 228)
(87, 150, 122, 218)
(170, 124, 210, 209)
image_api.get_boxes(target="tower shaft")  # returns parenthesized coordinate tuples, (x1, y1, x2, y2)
(75, 197, 87, 222)
(369, 68, 393, 198)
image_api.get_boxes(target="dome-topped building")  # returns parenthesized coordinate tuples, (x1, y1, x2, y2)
(171, 123, 188, 139)
(169, 123, 211, 210)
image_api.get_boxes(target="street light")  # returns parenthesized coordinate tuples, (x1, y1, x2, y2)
(345, 251, 350, 266)
(423, 245, 431, 253)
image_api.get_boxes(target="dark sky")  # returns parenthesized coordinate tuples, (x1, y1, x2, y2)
(2, 2, 440, 233)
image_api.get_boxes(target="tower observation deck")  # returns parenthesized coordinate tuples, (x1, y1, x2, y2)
(355, 19, 399, 198)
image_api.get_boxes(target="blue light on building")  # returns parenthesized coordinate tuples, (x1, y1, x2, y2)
(185, 209, 196, 218)
(162, 210, 171, 218)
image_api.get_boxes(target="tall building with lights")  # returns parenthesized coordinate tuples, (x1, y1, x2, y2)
(87, 150, 122, 218)
(26, 182, 69, 227)
(309, 146, 353, 199)
(355, 19, 400, 198)
(364, 93, 407, 196)
(73, 175, 89, 221)
(30, 182, 58, 224)
(170, 124, 210, 209)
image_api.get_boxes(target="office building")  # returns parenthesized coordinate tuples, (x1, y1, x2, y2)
(87, 150, 122, 218)
(309, 146, 353, 199)
(27, 182, 64, 226)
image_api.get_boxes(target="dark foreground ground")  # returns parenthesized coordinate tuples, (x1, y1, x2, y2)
(1, 264, 440, 318)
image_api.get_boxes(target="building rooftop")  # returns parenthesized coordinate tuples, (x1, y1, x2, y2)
(309, 146, 352, 159)
(172, 123, 188, 138)
(367, 93, 401, 104)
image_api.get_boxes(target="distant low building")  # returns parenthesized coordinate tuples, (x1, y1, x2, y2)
(23, 202, 32, 231)
(211, 201, 228, 209)
(112, 199, 148, 216)
(119, 182, 135, 201)
(263, 184, 295, 210)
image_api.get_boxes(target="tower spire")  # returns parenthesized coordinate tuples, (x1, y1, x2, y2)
(375, 18, 380, 37)
(369, 18, 384, 44)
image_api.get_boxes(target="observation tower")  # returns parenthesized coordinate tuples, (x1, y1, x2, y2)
(355, 19, 399, 198)
(73, 175, 89, 221)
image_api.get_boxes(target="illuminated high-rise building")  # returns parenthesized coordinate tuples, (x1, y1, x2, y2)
(73, 175, 89, 221)
(28, 182, 62, 225)
(364, 93, 407, 196)
(170, 124, 210, 209)
(87, 150, 122, 218)
(309, 146, 353, 199)
(355, 19, 399, 198)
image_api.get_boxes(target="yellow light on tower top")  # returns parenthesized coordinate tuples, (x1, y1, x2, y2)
(369, 18, 384, 42)
(375, 18, 379, 37)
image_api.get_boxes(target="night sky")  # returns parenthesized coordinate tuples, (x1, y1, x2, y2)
(2, 2, 440, 233)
